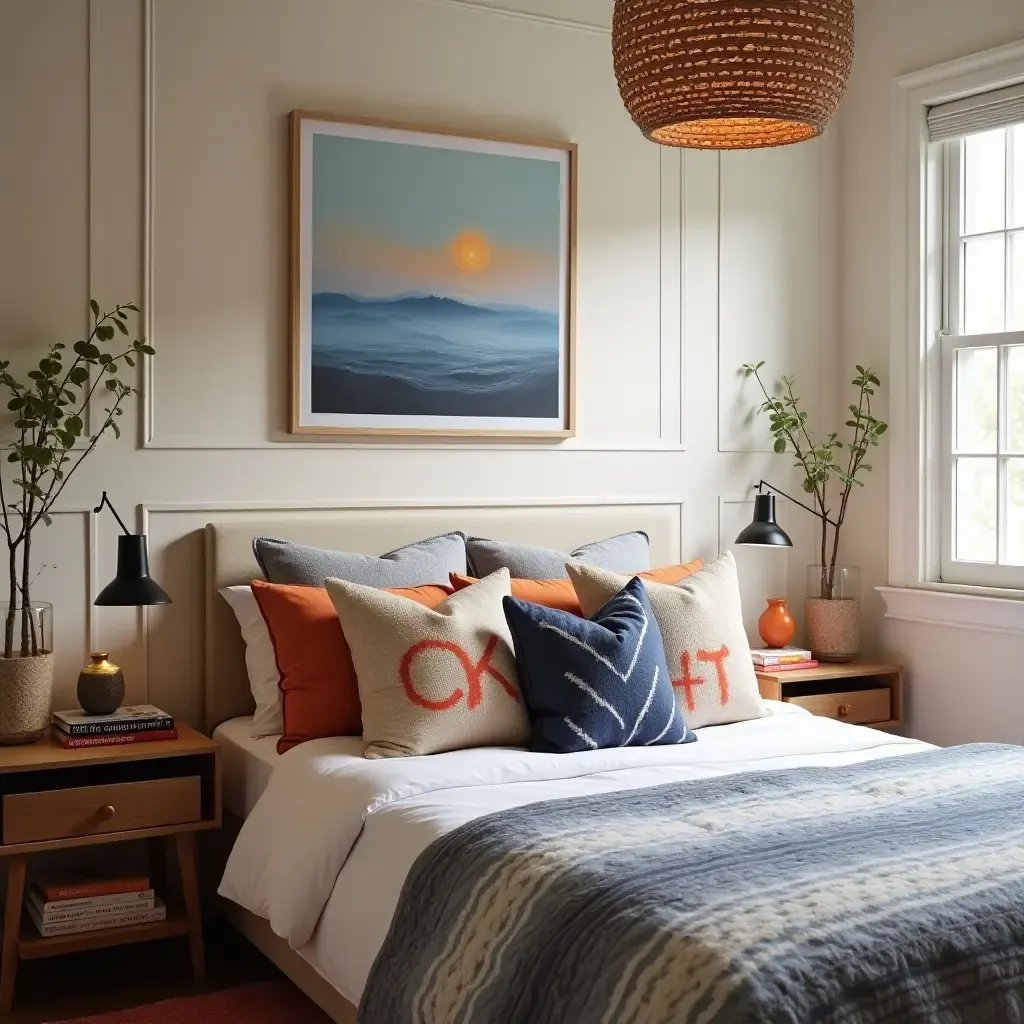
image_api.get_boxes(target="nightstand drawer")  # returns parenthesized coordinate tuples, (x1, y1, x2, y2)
(2, 776, 202, 845)
(787, 687, 891, 724)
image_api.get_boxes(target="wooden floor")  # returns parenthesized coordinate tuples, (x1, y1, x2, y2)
(0, 918, 279, 1023)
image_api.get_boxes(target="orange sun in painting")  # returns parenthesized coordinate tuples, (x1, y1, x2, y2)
(449, 231, 492, 273)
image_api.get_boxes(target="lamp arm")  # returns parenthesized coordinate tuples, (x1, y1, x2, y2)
(758, 480, 839, 530)
(93, 491, 131, 536)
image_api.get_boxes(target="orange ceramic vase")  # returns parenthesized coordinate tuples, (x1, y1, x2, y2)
(758, 598, 795, 649)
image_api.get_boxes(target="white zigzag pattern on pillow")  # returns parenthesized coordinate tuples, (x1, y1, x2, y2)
(624, 667, 660, 745)
(540, 596, 680, 748)
(562, 716, 599, 750)
(565, 673, 626, 730)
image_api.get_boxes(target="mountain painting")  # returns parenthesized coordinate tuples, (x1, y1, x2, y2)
(290, 113, 575, 437)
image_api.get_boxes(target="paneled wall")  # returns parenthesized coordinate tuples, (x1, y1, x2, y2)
(837, 0, 1024, 744)
(1, 0, 838, 723)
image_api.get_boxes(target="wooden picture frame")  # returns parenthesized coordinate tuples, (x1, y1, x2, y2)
(289, 111, 577, 439)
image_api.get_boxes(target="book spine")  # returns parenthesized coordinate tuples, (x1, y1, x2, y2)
(31, 889, 155, 914)
(32, 898, 156, 924)
(58, 729, 178, 749)
(58, 718, 174, 737)
(752, 654, 811, 665)
(756, 660, 820, 673)
(40, 878, 150, 901)
(28, 904, 166, 937)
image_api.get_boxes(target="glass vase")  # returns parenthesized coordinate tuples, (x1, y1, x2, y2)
(805, 566, 860, 662)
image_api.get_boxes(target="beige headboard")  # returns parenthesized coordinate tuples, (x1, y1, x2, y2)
(203, 501, 683, 733)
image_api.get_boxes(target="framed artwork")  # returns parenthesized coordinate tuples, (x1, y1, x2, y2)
(289, 111, 576, 438)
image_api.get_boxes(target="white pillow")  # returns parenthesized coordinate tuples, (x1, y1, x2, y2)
(219, 585, 283, 738)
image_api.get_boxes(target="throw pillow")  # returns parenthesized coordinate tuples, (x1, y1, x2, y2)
(254, 532, 466, 588)
(466, 531, 650, 580)
(567, 552, 766, 730)
(251, 580, 452, 753)
(219, 585, 283, 738)
(503, 576, 695, 754)
(325, 570, 529, 759)
(449, 559, 705, 616)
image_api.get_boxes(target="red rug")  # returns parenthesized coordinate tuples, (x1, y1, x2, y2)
(54, 981, 335, 1023)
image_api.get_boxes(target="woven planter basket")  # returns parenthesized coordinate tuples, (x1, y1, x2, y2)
(612, 0, 855, 149)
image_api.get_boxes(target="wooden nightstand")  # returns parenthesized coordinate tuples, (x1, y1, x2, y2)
(756, 662, 904, 729)
(0, 723, 220, 1013)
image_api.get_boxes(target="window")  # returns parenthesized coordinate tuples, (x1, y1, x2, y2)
(941, 122, 1024, 587)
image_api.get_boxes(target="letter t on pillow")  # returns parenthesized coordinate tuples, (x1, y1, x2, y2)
(567, 552, 766, 730)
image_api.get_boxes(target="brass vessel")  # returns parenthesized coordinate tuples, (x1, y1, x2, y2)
(77, 653, 125, 715)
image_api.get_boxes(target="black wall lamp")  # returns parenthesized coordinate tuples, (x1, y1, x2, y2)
(735, 480, 839, 548)
(94, 492, 172, 607)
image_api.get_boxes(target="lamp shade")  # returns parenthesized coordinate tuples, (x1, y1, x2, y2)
(612, 0, 855, 150)
(735, 494, 793, 547)
(95, 535, 172, 607)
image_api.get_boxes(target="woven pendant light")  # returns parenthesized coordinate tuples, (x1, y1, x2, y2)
(612, 1, 855, 150)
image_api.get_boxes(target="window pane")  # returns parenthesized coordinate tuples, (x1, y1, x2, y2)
(1012, 125, 1024, 230)
(964, 129, 1006, 235)
(1010, 232, 1024, 331)
(955, 347, 998, 452)
(1008, 459, 1024, 566)
(955, 458, 997, 562)
(1010, 346, 1024, 453)
(963, 235, 1006, 334)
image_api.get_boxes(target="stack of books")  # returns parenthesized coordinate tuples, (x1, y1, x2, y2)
(25, 872, 166, 938)
(752, 647, 819, 672)
(51, 705, 176, 749)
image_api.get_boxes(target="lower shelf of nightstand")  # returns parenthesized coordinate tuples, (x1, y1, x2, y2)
(18, 905, 189, 960)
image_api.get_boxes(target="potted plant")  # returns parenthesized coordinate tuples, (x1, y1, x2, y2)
(0, 302, 153, 743)
(741, 362, 888, 661)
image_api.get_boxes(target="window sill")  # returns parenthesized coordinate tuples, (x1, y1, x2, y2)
(877, 585, 1024, 636)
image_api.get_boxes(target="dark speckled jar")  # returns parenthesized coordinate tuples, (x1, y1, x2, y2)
(77, 653, 125, 715)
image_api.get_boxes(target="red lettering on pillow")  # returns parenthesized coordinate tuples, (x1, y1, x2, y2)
(697, 646, 730, 704)
(671, 651, 705, 713)
(399, 634, 518, 711)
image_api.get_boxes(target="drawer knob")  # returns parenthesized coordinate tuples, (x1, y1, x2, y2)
(838, 703, 852, 717)
(98, 804, 116, 821)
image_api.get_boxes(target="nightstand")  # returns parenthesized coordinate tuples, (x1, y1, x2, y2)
(0, 723, 220, 1013)
(756, 662, 904, 729)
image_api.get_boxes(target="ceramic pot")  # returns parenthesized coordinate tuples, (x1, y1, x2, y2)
(758, 598, 795, 649)
(77, 653, 125, 715)
(0, 653, 54, 744)
(806, 565, 860, 662)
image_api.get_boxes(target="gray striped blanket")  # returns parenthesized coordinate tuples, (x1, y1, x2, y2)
(358, 744, 1024, 1024)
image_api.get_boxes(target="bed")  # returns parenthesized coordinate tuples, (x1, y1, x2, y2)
(205, 512, 1024, 1023)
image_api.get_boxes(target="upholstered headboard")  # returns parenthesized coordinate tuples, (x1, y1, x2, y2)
(203, 501, 683, 733)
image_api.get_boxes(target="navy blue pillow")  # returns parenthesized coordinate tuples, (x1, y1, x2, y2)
(503, 576, 696, 754)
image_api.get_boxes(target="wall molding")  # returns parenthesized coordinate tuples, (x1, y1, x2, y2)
(415, 0, 611, 35)
(879, 585, 1024, 636)
(49, 505, 99, 654)
(132, 0, 683, 454)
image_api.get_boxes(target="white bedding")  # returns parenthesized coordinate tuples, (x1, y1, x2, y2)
(219, 703, 933, 1007)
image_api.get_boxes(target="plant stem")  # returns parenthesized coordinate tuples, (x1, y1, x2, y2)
(5, 545, 16, 660)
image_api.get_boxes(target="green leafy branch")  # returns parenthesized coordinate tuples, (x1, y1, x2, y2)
(1, 301, 153, 658)
(740, 361, 888, 598)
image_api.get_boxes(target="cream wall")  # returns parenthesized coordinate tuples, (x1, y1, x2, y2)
(1, 0, 837, 724)
(838, 0, 1024, 743)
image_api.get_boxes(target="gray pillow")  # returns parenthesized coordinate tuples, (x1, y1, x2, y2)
(466, 531, 650, 580)
(253, 532, 467, 588)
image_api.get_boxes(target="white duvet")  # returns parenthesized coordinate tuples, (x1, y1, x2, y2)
(219, 702, 932, 1005)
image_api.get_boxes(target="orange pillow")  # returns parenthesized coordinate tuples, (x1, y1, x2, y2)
(448, 560, 704, 616)
(251, 580, 451, 753)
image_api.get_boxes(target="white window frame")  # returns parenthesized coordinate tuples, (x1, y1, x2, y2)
(940, 140, 1024, 587)
(889, 40, 1024, 605)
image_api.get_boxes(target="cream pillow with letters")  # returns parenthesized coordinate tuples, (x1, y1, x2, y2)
(326, 568, 529, 758)
(567, 552, 766, 730)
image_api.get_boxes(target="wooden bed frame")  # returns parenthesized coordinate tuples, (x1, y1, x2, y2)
(201, 504, 685, 1021)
